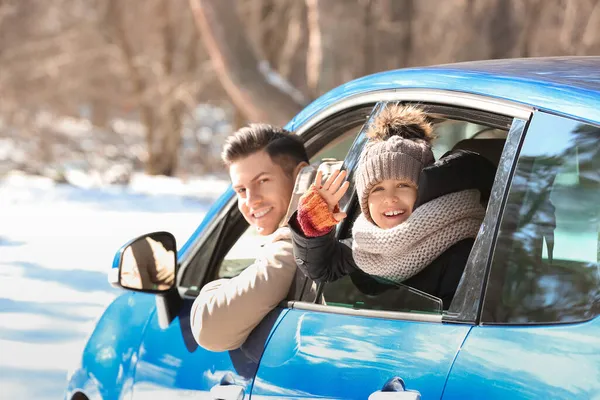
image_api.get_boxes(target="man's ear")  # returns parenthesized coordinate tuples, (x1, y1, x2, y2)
(292, 161, 310, 180)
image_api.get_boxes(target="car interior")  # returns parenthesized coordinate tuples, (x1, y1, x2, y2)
(318, 108, 512, 313)
(196, 103, 522, 316)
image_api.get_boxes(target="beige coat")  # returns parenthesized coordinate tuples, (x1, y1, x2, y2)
(190, 227, 314, 352)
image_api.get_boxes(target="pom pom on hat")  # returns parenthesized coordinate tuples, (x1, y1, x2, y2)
(366, 104, 435, 143)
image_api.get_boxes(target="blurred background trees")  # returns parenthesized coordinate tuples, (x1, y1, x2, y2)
(0, 0, 598, 179)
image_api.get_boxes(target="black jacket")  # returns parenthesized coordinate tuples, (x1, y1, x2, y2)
(290, 218, 473, 309)
(290, 150, 496, 309)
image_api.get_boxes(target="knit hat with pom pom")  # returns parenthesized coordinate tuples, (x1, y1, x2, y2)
(356, 104, 435, 223)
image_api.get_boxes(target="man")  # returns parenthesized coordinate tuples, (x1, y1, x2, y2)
(190, 123, 312, 351)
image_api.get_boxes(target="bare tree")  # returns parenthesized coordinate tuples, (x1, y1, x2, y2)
(3, 0, 600, 179)
(305, 0, 323, 99)
(100, 0, 211, 175)
(580, 0, 600, 54)
(560, 0, 600, 54)
(189, 0, 305, 126)
(0, 0, 220, 176)
(305, 0, 365, 97)
(277, 1, 305, 80)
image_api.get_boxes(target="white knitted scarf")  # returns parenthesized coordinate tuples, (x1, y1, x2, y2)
(351, 189, 485, 283)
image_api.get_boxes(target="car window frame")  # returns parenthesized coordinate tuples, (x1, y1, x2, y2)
(289, 93, 533, 325)
(448, 117, 529, 323)
(320, 114, 527, 322)
(177, 104, 376, 297)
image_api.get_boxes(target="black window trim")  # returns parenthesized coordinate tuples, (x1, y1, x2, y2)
(448, 118, 529, 324)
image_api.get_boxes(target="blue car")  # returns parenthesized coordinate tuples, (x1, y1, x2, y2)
(66, 57, 600, 400)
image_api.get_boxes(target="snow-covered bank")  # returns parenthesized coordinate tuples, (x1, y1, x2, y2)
(0, 172, 228, 399)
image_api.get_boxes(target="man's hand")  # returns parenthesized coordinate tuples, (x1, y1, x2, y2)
(315, 169, 350, 222)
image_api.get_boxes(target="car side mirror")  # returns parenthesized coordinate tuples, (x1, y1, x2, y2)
(110, 232, 177, 293)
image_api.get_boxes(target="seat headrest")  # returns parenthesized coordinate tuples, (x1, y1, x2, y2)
(415, 150, 497, 208)
(452, 138, 505, 166)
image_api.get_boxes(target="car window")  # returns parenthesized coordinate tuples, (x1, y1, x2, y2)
(309, 125, 359, 162)
(484, 112, 600, 324)
(217, 227, 264, 278)
(432, 120, 508, 159)
(179, 213, 228, 291)
(215, 121, 366, 279)
(324, 275, 443, 313)
(321, 103, 512, 316)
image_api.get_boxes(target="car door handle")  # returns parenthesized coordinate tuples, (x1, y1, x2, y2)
(210, 383, 245, 400)
(368, 377, 421, 400)
(210, 373, 245, 400)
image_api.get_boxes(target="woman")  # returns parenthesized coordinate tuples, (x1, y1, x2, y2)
(290, 104, 495, 308)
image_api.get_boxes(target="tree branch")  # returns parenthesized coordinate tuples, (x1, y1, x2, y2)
(277, 0, 304, 79)
(189, 0, 305, 126)
(105, 0, 155, 155)
(305, 0, 322, 99)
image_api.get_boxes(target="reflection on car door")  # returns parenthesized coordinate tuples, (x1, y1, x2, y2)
(444, 112, 600, 399)
(130, 299, 288, 399)
(129, 299, 256, 398)
(251, 307, 470, 399)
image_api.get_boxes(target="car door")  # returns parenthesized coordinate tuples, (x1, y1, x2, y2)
(128, 196, 258, 399)
(443, 112, 600, 399)
(251, 99, 532, 399)
(128, 105, 373, 398)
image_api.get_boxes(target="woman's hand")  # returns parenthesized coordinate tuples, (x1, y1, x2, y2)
(315, 169, 350, 222)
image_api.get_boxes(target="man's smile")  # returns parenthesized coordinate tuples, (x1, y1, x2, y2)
(252, 207, 273, 219)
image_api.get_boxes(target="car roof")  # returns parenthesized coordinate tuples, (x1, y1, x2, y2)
(288, 57, 600, 129)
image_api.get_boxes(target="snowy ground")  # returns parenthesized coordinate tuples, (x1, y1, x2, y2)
(0, 172, 228, 399)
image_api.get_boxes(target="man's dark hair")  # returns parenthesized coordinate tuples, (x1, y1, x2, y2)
(222, 123, 309, 175)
